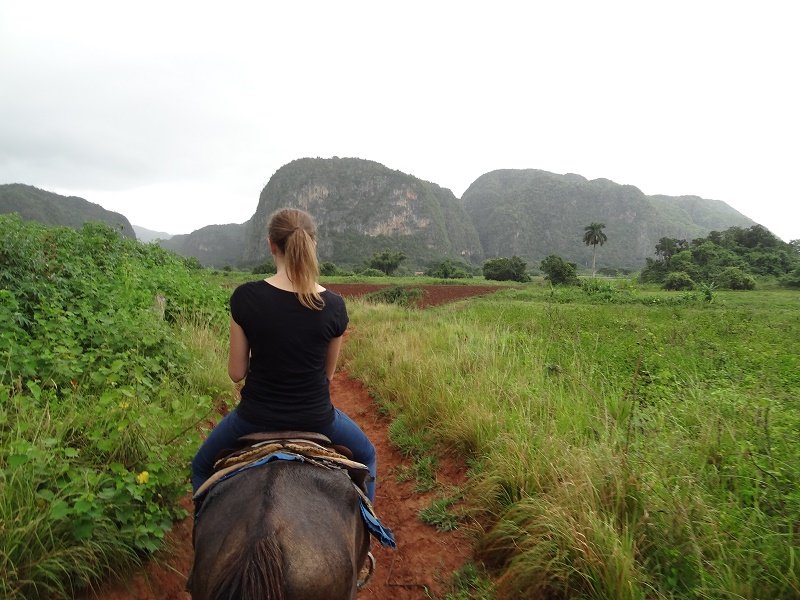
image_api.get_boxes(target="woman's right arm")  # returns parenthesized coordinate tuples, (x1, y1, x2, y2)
(228, 318, 250, 382)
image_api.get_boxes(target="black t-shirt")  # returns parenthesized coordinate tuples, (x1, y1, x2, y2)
(229, 281, 348, 429)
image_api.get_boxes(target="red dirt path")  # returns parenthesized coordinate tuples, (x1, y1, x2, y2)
(87, 285, 502, 599)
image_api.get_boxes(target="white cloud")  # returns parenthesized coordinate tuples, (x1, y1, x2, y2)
(1, 1, 797, 239)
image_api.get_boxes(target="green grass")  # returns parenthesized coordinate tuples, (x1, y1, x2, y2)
(343, 282, 800, 599)
(0, 216, 232, 598)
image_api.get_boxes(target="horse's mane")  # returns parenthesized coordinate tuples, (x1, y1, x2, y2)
(209, 534, 284, 600)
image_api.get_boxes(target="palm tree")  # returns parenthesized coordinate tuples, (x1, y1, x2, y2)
(583, 222, 608, 277)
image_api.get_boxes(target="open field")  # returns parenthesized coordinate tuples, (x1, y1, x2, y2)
(3, 216, 797, 600)
(343, 283, 800, 598)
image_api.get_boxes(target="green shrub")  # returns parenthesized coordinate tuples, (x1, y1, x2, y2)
(251, 261, 276, 275)
(483, 256, 530, 282)
(426, 259, 470, 279)
(0, 215, 227, 597)
(663, 271, 695, 290)
(320, 261, 338, 276)
(715, 266, 756, 290)
(539, 255, 578, 285)
(363, 285, 423, 306)
(359, 267, 386, 277)
(780, 266, 800, 288)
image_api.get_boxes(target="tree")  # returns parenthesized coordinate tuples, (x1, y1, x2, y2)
(582, 222, 608, 277)
(367, 250, 406, 275)
(483, 256, 530, 282)
(540, 254, 579, 285)
(425, 259, 469, 279)
(654, 237, 688, 262)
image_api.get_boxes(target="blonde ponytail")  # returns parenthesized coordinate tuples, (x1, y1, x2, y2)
(268, 209, 324, 310)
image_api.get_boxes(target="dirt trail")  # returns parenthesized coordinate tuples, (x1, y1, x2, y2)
(87, 285, 500, 599)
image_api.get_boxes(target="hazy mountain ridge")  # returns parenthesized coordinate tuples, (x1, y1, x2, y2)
(159, 223, 246, 268)
(133, 225, 173, 243)
(461, 170, 756, 270)
(3, 161, 759, 271)
(0, 183, 136, 238)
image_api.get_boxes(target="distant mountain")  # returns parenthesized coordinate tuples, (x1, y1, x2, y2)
(0, 184, 136, 238)
(133, 225, 172, 243)
(461, 170, 756, 270)
(4, 166, 764, 273)
(159, 223, 247, 268)
(242, 157, 483, 267)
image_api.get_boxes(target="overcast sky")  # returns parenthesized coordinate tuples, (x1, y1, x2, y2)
(1, 1, 798, 241)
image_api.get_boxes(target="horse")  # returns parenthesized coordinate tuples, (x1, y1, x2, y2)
(187, 458, 370, 600)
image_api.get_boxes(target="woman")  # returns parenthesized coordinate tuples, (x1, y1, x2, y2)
(190, 207, 377, 502)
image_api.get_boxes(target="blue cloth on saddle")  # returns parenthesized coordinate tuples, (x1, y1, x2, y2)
(209, 450, 396, 548)
(360, 502, 396, 548)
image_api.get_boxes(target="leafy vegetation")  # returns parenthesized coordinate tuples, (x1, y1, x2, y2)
(0, 215, 229, 598)
(582, 222, 608, 276)
(539, 254, 579, 285)
(482, 256, 530, 282)
(363, 285, 424, 307)
(344, 281, 800, 599)
(425, 259, 472, 279)
(641, 225, 799, 289)
(366, 250, 407, 275)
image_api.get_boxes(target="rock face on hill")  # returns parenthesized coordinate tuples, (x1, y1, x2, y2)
(242, 157, 483, 267)
(461, 170, 756, 270)
(0, 183, 136, 238)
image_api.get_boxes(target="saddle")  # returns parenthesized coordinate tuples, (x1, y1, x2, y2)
(193, 431, 372, 501)
(192, 430, 396, 561)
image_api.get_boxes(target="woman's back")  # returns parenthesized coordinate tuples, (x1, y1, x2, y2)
(231, 281, 348, 429)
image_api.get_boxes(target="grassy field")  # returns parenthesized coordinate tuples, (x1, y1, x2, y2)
(343, 281, 800, 599)
(3, 216, 797, 600)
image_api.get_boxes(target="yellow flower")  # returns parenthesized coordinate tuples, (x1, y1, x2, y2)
(136, 471, 150, 485)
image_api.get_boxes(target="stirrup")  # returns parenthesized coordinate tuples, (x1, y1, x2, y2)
(357, 551, 375, 590)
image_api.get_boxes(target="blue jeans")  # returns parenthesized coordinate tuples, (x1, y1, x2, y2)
(191, 408, 377, 501)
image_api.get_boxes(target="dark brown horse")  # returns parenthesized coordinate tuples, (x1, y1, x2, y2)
(187, 459, 369, 600)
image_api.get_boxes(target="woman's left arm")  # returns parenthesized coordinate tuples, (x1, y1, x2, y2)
(325, 335, 344, 382)
(228, 318, 250, 382)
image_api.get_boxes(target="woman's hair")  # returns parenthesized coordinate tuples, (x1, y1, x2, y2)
(268, 208, 323, 310)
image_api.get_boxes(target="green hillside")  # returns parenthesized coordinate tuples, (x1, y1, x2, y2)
(461, 170, 756, 271)
(242, 157, 483, 269)
(0, 184, 136, 239)
(159, 223, 246, 268)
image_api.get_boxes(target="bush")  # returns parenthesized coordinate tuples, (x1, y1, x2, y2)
(663, 271, 695, 291)
(320, 261, 338, 276)
(483, 256, 530, 282)
(359, 268, 385, 277)
(0, 215, 226, 597)
(426, 259, 470, 279)
(363, 286, 423, 306)
(780, 266, 800, 288)
(251, 261, 276, 275)
(539, 255, 578, 285)
(715, 266, 756, 290)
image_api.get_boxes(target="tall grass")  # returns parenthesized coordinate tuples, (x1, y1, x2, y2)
(343, 285, 800, 598)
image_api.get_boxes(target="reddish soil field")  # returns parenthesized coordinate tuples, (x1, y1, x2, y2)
(86, 285, 502, 599)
